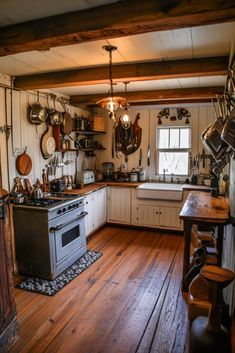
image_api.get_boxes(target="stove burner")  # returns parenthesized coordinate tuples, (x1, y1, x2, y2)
(50, 193, 79, 198)
(24, 198, 62, 207)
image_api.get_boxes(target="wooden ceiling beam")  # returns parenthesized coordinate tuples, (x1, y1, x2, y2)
(1, 0, 235, 56)
(70, 86, 224, 106)
(14, 56, 227, 90)
(128, 98, 213, 106)
(86, 98, 212, 107)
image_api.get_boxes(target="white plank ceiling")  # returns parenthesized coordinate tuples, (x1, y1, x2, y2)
(0, 1, 234, 97)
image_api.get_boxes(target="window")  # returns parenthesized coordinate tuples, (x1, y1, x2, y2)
(156, 127, 191, 176)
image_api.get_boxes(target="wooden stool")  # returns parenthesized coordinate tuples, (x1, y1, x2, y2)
(196, 231, 215, 247)
(189, 265, 234, 353)
(188, 273, 210, 321)
(184, 254, 217, 291)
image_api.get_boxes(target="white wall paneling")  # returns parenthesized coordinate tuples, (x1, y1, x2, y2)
(97, 104, 216, 180)
(222, 224, 235, 316)
(0, 72, 219, 189)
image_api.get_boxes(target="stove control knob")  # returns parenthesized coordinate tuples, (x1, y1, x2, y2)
(57, 209, 62, 215)
(63, 208, 67, 213)
(68, 205, 72, 210)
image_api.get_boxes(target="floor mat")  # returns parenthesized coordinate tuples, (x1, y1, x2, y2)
(16, 250, 102, 296)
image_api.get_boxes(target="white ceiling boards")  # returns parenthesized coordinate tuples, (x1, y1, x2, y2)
(0, 0, 234, 105)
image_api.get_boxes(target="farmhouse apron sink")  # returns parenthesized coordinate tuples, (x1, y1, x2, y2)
(136, 182, 183, 201)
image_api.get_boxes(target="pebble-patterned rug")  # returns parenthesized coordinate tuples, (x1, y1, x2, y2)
(16, 250, 102, 296)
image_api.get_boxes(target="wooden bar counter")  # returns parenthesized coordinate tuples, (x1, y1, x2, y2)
(179, 191, 229, 291)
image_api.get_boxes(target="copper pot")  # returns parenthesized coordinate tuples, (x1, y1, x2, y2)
(29, 103, 47, 125)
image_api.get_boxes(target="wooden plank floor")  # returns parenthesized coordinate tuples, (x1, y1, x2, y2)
(7, 226, 189, 353)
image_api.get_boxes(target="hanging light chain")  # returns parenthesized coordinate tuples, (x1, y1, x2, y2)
(103, 45, 117, 100)
(109, 48, 114, 99)
(124, 81, 130, 110)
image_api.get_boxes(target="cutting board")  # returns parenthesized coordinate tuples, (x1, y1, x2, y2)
(16, 149, 32, 176)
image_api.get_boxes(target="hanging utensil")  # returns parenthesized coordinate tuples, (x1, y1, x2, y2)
(147, 110, 151, 166)
(216, 95, 224, 120)
(28, 91, 47, 125)
(139, 148, 143, 167)
(75, 150, 79, 184)
(147, 144, 150, 166)
(112, 124, 115, 158)
(202, 148, 206, 168)
(16, 147, 32, 176)
(212, 98, 219, 119)
(60, 98, 73, 135)
(47, 94, 63, 126)
(40, 126, 56, 159)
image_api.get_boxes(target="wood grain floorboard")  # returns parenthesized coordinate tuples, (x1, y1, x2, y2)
(7, 226, 188, 353)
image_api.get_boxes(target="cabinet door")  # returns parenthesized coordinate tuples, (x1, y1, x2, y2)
(132, 204, 159, 226)
(108, 187, 131, 223)
(84, 188, 107, 236)
(84, 193, 95, 237)
(96, 188, 106, 228)
(159, 206, 182, 229)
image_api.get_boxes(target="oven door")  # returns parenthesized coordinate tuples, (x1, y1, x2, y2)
(49, 210, 87, 263)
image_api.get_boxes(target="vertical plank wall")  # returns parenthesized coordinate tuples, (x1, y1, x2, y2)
(97, 105, 215, 179)
(0, 73, 90, 191)
(0, 73, 217, 190)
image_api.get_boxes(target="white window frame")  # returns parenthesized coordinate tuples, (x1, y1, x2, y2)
(156, 126, 191, 176)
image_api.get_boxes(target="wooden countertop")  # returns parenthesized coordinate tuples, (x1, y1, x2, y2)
(98, 181, 141, 188)
(63, 182, 211, 196)
(181, 184, 210, 192)
(63, 181, 141, 196)
(179, 191, 229, 223)
(63, 183, 107, 196)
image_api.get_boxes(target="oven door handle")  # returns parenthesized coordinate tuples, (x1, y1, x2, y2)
(49, 211, 88, 232)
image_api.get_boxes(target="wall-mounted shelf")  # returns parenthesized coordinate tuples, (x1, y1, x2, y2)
(73, 130, 106, 135)
(56, 147, 106, 152)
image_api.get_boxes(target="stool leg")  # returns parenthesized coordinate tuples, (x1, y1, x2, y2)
(189, 266, 234, 353)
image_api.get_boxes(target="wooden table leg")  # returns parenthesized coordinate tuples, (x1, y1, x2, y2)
(182, 220, 193, 292)
(216, 224, 224, 267)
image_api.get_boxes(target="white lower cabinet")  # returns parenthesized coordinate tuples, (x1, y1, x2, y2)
(96, 187, 107, 227)
(159, 206, 182, 229)
(85, 186, 183, 234)
(131, 189, 183, 230)
(107, 187, 131, 224)
(84, 188, 107, 237)
(133, 204, 159, 226)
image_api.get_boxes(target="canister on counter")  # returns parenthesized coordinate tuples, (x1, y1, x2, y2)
(196, 174, 204, 185)
(130, 169, 138, 182)
(138, 168, 146, 182)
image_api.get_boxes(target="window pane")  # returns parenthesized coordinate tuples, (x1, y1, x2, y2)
(158, 129, 169, 148)
(180, 129, 190, 148)
(158, 152, 189, 175)
(169, 129, 179, 148)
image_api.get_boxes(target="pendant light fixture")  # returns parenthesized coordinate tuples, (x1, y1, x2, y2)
(120, 82, 131, 128)
(96, 45, 125, 121)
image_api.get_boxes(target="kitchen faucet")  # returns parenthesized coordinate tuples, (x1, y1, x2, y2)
(163, 169, 168, 182)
